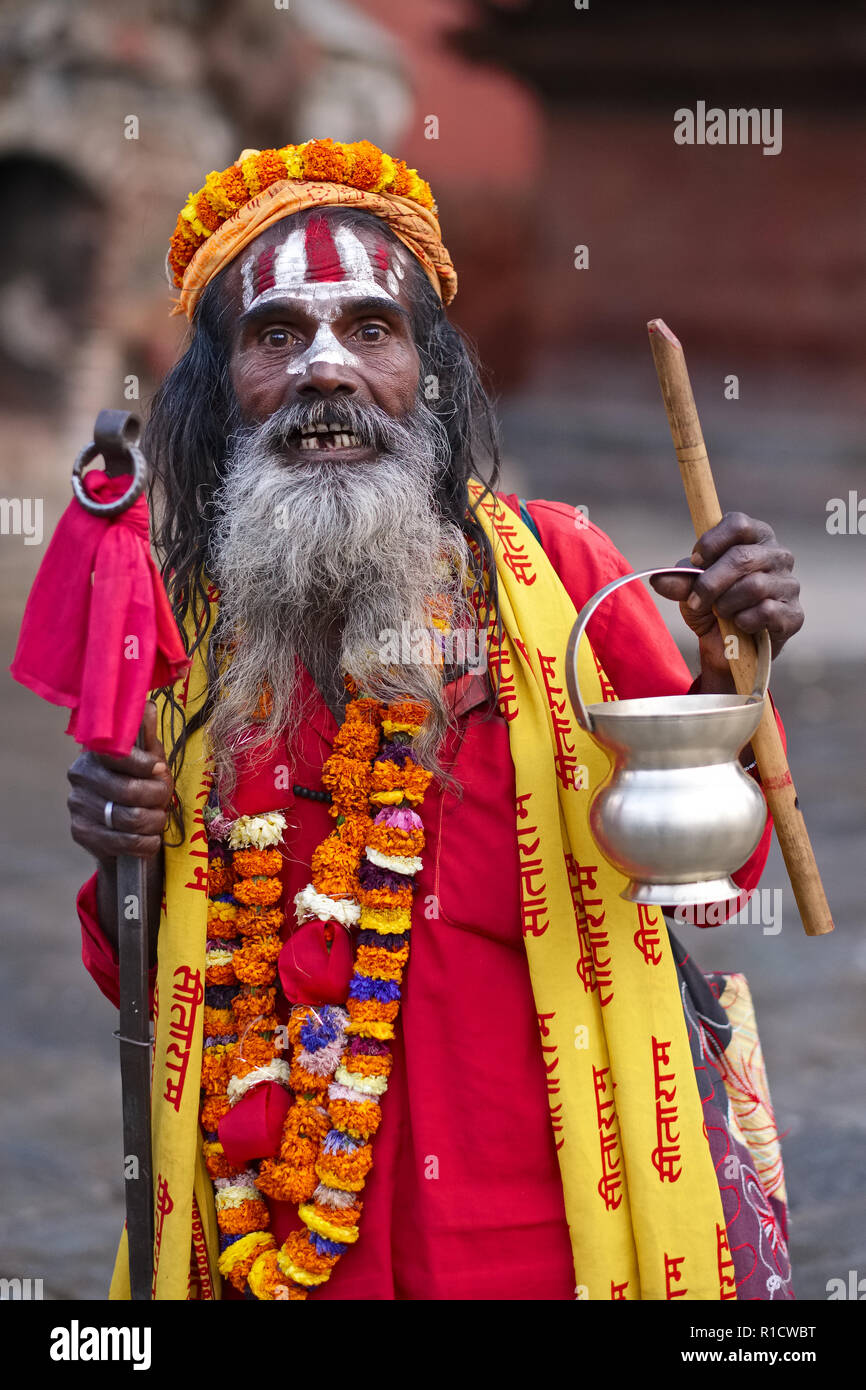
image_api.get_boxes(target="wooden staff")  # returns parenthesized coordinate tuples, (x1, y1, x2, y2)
(648, 318, 833, 937)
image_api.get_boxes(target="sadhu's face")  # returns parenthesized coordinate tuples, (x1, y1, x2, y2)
(224, 212, 422, 462)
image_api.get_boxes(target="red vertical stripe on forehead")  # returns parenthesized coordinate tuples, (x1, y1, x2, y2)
(304, 216, 345, 282)
(254, 245, 276, 297)
(372, 244, 390, 276)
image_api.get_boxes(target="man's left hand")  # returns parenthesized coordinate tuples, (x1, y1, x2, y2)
(649, 511, 804, 682)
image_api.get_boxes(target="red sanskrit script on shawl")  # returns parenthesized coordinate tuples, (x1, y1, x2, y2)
(537, 649, 586, 792)
(516, 792, 549, 938)
(633, 903, 664, 966)
(487, 627, 518, 723)
(183, 781, 212, 895)
(163, 965, 204, 1113)
(565, 856, 613, 1006)
(664, 1251, 688, 1299)
(651, 1036, 683, 1183)
(537, 1012, 564, 1152)
(593, 1063, 624, 1212)
(473, 492, 537, 586)
(717, 1222, 738, 1299)
(152, 1172, 174, 1294)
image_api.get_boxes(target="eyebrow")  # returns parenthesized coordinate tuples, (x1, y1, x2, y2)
(237, 294, 411, 333)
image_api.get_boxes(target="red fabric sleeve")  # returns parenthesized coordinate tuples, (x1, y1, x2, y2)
(502, 495, 786, 920)
(77, 870, 157, 1011)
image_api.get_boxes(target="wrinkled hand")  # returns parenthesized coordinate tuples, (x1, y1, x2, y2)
(67, 699, 174, 863)
(650, 512, 804, 677)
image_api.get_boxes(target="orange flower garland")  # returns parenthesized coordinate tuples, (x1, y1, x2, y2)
(200, 687, 432, 1299)
(168, 139, 436, 289)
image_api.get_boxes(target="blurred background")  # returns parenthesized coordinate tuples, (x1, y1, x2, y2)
(1, 0, 864, 1299)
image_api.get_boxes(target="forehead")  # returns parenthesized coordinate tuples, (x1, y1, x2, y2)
(231, 214, 411, 314)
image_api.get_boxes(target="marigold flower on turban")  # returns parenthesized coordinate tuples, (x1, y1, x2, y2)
(167, 138, 457, 320)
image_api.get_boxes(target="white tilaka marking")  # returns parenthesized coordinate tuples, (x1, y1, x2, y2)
(240, 226, 407, 375)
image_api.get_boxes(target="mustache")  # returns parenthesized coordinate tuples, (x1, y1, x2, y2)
(230, 396, 444, 458)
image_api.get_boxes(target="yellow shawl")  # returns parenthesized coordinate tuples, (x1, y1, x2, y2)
(110, 489, 730, 1300)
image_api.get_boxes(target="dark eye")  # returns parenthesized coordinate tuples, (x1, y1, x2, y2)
(355, 322, 388, 343)
(261, 327, 294, 348)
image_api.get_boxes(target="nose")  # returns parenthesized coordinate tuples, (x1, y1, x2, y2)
(293, 358, 358, 399)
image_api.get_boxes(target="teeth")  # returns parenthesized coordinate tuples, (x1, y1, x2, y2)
(297, 429, 361, 449)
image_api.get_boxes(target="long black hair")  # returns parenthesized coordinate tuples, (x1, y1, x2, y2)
(145, 207, 502, 842)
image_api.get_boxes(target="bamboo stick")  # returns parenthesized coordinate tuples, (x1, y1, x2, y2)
(648, 317, 833, 937)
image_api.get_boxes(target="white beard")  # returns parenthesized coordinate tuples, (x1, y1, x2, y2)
(206, 399, 476, 802)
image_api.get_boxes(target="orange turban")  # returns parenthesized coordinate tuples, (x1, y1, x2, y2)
(168, 139, 457, 321)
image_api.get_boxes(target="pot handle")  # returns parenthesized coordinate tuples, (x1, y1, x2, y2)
(565, 566, 772, 733)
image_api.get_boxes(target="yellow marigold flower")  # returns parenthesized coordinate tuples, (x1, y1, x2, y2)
(276, 1251, 331, 1287)
(281, 145, 305, 179)
(219, 1232, 276, 1293)
(374, 152, 397, 192)
(359, 905, 411, 935)
(207, 900, 238, 923)
(240, 155, 262, 196)
(250, 1248, 306, 1300)
(345, 1019, 395, 1041)
(298, 1203, 361, 1244)
(204, 169, 238, 217)
(381, 719, 424, 738)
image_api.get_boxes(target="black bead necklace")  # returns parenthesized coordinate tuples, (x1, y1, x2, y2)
(292, 783, 332, 804)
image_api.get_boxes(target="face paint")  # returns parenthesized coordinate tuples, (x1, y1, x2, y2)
(240, 217, 407, 375)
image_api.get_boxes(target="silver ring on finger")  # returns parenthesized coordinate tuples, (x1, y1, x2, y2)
(104, 799, 115, 830)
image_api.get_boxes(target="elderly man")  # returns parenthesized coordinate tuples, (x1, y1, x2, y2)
(68, 140, 802, 1302)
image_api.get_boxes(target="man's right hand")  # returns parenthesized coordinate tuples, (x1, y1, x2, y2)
(67, 699, 174, 864)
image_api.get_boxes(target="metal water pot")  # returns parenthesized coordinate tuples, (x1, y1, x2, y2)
(565, 567, 771, 906)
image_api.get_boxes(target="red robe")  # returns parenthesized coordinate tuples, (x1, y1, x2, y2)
(78, 497, 783, 1299)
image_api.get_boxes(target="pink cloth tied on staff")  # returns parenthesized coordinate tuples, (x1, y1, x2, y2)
(10, 470, 190, 757)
